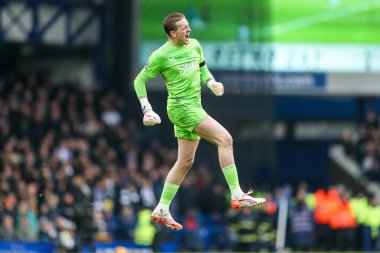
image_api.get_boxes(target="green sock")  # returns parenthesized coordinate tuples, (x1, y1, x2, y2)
(222, 164, 242, 197)
(159, 181, 180, 206)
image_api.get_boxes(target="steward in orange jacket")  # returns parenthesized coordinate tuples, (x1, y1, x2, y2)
(313, 187, 341, 251)
(330, 200, 357, 229)
(314, 188, 340, 225)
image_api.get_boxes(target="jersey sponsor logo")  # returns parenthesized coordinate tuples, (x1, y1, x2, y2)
(178, 61, 197, 75)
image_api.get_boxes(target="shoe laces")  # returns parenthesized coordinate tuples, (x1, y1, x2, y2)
(154, 209, 172, 219)
(245, 188, 253, 196)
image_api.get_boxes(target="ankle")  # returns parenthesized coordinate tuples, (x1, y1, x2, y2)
(154, 203, 169, 213)
(231, 189, 244, 199)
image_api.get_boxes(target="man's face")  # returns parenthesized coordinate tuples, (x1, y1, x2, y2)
(172, 18, 191, 45)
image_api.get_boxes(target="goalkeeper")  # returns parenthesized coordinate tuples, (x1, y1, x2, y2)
(134, 12, 265, 230)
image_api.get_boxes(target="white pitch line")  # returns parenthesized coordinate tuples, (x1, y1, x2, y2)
(269, 0, 380, 36)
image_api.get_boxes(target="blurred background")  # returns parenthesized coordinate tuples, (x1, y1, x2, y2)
(1, 0, 380, 252)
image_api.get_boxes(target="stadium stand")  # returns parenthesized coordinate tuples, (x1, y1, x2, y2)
(1, 71, 380, 252)
(0, 70, 276, 252)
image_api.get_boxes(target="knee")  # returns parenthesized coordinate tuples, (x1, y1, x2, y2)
(220, 132, 233, 147)
(179, 157, 194, 171)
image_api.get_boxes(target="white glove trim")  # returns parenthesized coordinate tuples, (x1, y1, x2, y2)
(139, 97, 152, 114)
(139, 97, 161, 126)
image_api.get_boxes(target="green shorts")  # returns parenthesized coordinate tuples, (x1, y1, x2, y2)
(167, 99, 208, 140)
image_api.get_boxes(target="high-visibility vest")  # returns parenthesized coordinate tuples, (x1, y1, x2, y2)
(305, 193, 316, 210)
(350, 196, 368, 225)
(363, 205, 380, 238)
(134, 209, 156, 246)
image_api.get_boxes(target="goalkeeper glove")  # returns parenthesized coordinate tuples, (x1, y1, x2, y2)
(139, 97, 161, 126)
(207, 79, 224, 96)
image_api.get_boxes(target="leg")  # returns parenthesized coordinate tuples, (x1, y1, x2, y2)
(193, 116, 233, 168)
(166, 138, 199, 184)
(152, 138, 199, 230)
(194, 116, 265, 208)
(193, 116, 240, 196)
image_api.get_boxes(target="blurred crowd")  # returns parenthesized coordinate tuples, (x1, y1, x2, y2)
(0, 71, 277, 252)
(1, 71, 380, 252)
(340, 110, 380, 183)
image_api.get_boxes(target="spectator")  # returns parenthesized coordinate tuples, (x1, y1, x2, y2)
(313, 187, 340, 251)
(38, 203, 58, 243)
(364, 110, 379, 132)
(116, 206, 137, 240)
(363, 196, 380, 251)
(361, 138, 380, 182)
(0, 215, 15, 240)
(329, 189, 356, 251)
(116, 181, 141, 212)
(229, 208, 257, 252)
(71, 175, 94, 251)
(340, 129, 356, 159)
(181, 209, 204, 251)
(177, 173, 200, 215)
(15, 201, 39, 241)
(140, 177, 157, 209)
(289, 185, 314, 251)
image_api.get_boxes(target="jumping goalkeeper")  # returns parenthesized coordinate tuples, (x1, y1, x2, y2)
(134, 12, 266, 230)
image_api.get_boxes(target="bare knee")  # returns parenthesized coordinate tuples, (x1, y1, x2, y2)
(219, 132, 233, 148)
(178, 157, 194, 172)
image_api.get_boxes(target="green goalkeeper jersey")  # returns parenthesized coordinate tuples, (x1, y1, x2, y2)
(134, 38, 214, 104)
